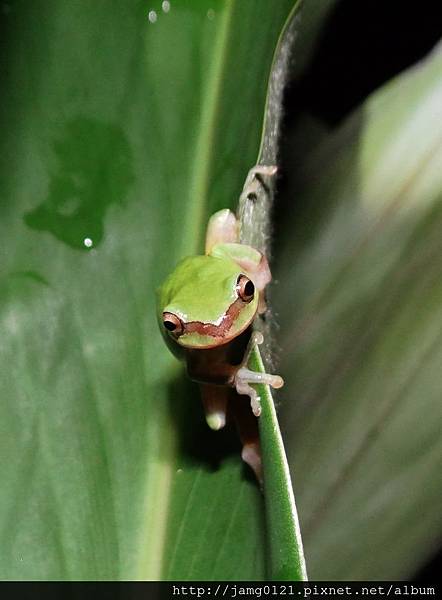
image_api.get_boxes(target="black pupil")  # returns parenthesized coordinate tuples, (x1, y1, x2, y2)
(244, 280, 254, 297)
(164, 320, 177, 331)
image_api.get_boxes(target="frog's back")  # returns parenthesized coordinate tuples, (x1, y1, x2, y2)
(158, 255, 241, 325)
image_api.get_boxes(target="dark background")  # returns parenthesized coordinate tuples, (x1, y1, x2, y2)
(280, 0, 441, 580)
(286, 0, 441, 125)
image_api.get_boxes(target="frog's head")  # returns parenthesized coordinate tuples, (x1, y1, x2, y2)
(157, 255, 258, 349)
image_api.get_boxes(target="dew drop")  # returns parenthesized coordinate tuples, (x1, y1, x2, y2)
(162, 1, 170, 13)
(148, 10, 157, 23)
(83, 237, 93, 248)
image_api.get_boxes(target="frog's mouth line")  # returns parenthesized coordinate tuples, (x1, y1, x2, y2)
(180, 296, 257, 343)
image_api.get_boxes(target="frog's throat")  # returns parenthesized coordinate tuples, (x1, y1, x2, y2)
(183, 297, 256, 339)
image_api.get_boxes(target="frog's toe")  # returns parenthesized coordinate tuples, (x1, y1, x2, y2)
(235, 373, 261, 416)
(206, 411, 226, 431)
(235, 366, 284, 416)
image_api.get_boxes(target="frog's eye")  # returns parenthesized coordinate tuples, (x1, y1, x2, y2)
(236, 275, 255, 303)
(162, 312, 184, 336)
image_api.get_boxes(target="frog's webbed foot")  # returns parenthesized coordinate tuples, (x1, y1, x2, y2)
(239, 165, 278, 204)
(234, 332, 284, 417)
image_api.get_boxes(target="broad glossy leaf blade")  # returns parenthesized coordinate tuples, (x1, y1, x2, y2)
(275, 43, 442, 579)
(0, 0, 298, 580)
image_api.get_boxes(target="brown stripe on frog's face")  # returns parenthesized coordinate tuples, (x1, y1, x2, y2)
(183, 295, 245, 337)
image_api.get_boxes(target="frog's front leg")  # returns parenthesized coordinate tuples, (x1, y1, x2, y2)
(199, 383, 229, 431)
(234, 331, 284, 417)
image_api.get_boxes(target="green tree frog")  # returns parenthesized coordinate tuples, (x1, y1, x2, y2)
(157, 166, 283, 481)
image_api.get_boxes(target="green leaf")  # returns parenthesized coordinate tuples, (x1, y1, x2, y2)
(250, 348, 307, 581)
(0, 0, 306, 580)
(275, 43, 442, 579)
(231, 5, 308, 580)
